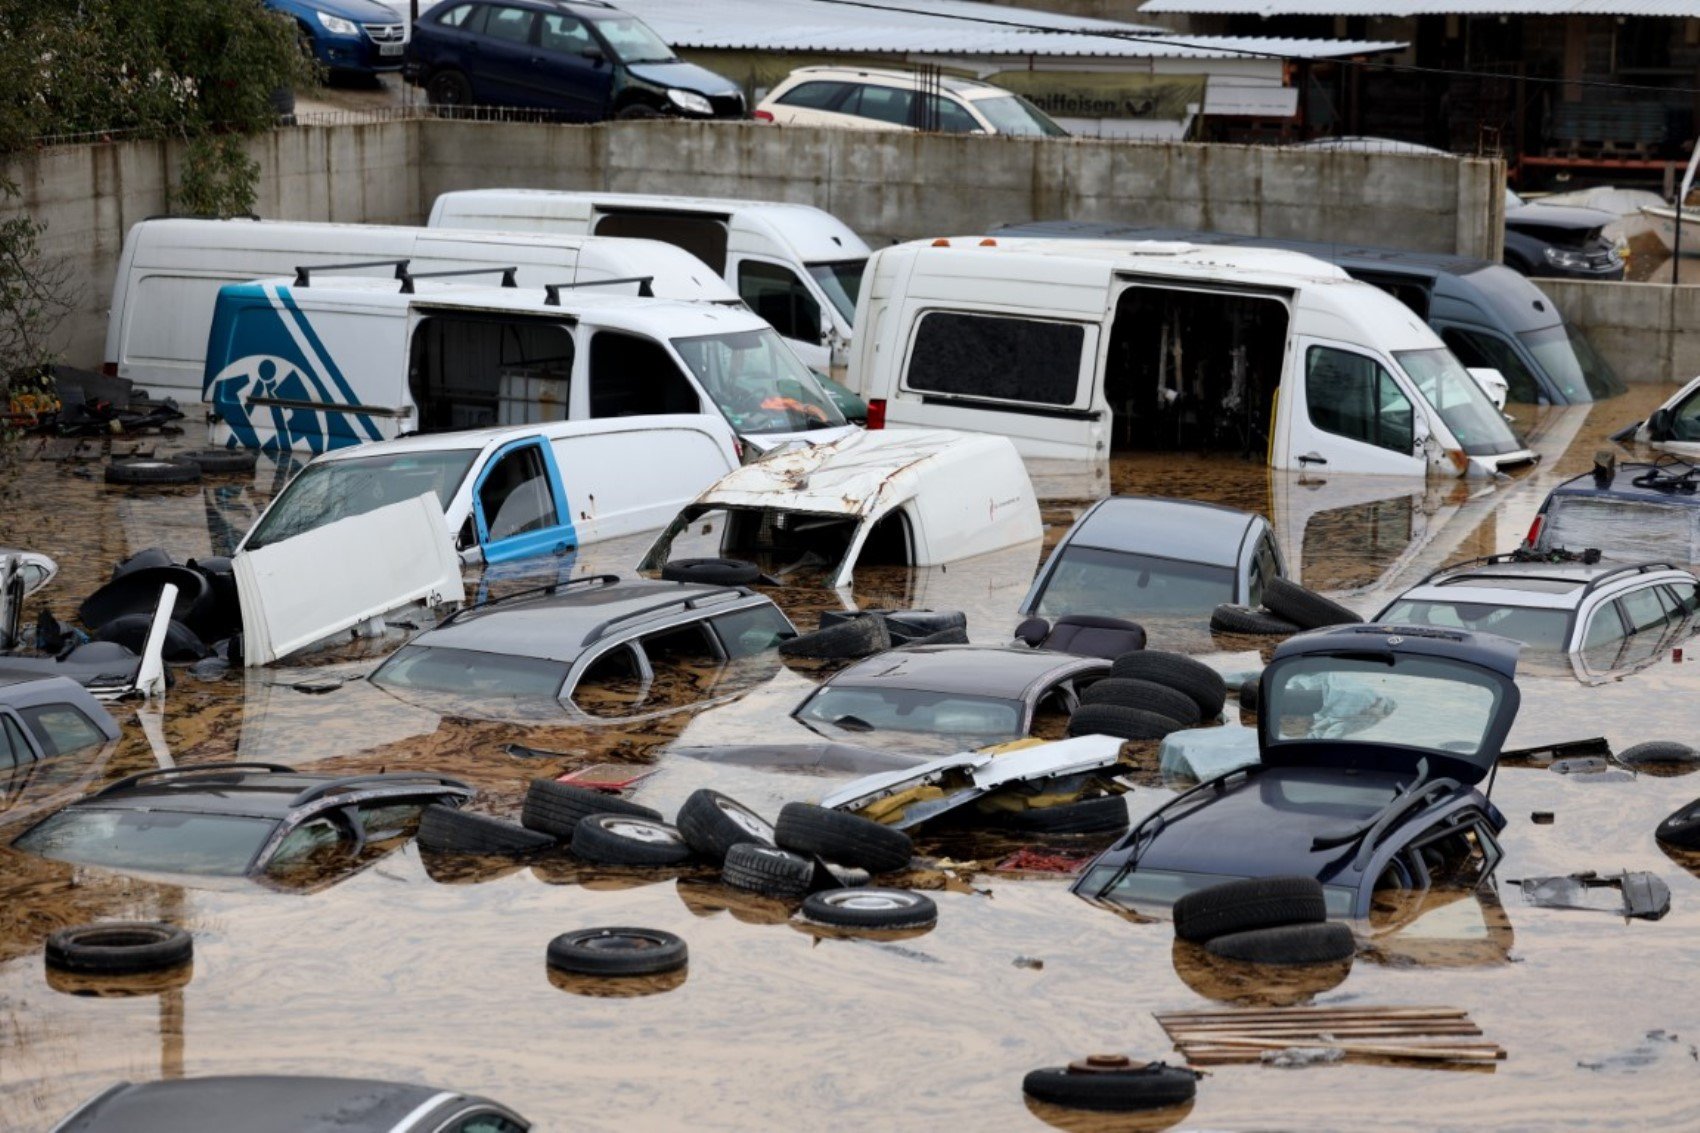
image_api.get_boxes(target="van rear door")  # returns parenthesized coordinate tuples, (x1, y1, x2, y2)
(1276, 338, 1429, 475)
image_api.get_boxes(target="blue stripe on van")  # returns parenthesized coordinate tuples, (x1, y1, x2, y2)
(276, 289, 384, 444)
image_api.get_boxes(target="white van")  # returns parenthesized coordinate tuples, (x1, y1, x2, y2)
(202, 273, 854, 455)
(426, 190, 871, 372)
(103, 217, 737, 398)
(848, 238, 1537, 478)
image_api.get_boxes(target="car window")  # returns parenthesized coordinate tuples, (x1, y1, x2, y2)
(906, 312, 1085, 406)
(738, 261, 822, 343)
(373, 645, 570, 698)
(1249, 536, 1280, 607)
(0, 714, 29, 770)
(268, 816, 348, 868)
(18, 705, 107, 758)
(15, 809, 277, 876)
(478, 443, 558, 542)
(589, 15, 675, 64)
(1440, 327, 1541, 405)
(970, 94, 1068, 137)
(448, 1115, 527, 1133)
(709, 605, 795, 659)
(482, 6, 536, 43)
(1668, 385, 1700, 441)
(917, 94, 979, 134)
(843, 84, 913, 126)
(1306, 346, 1414, 454)
(435, 3, 481, 28)
(358, 801, 430, 842)
(538, 12, 594, 54)
(776, 81, 851, 111)
(1619, 586, 1670, 634)
(589, 331, 701, 418)
(1035, 546, 1235, 620)
(1582, 601, 1627, 651)
(1663, 582, 1700, 615)
(1378, 599, 1571, 650)
(797, 687, 1024, 742)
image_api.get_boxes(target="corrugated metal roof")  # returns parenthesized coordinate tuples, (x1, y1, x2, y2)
(1139, 1, 1700, 15)
(616, 0, 1403, 59)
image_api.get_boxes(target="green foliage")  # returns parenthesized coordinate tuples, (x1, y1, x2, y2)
(0, 177, 74, 411)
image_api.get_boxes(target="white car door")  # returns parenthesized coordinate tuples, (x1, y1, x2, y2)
(1277, 338, 1431, 476)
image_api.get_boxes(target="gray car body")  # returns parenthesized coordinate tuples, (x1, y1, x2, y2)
(0, 674, 122, 763)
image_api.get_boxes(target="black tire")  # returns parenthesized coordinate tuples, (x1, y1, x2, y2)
(774, 802, 913, 874)
(1656, 798, 1700, 849)
(571, 813, 693, 866)
(173, 447, 256, 475)
(417, 804, 556, 855)
(1238, 675, 1259, 714)
(1108, 651, 1227, 719)
(1210, 603, 1299, 636)
(105, 459, 200, 485)
(1262, 577, 1363, 630)
(778, 616, 890, 659)
(800, 887, 937, 930)
(616, 102, 664, 120)
(45, 922, 192, 974)
(111, 547, 174, 579)
(675, 788, 774, 864)
(425, 68, 472, 108)
(79, 565, 219, 640)
(1205, 921, 1356, 965)
(547, 926, 686, 976)
(1066, 703, 1181, 742)
(1022, 1062, 1197, 1112)
(660, 557, 761, 586)
(1079, 678, 1202, 727)
(1172, 876, 1327, 943)
(991, 795, 1129, 836)
(722, 843, 814, 897)
(92, 614, 208, 662)
(1619, 741, 1700, 768)
(521, 778, 659, 840)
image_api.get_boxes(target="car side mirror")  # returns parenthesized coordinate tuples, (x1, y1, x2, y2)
(581, 48, 606, 66)
(1647, 406, 1674, 440)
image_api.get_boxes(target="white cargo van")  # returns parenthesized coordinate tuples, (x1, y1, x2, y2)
(103, 217, 737, 397)
(202, 272, 854, 455)
(848, 238, 1537, 478)
(426, 190, 871, 372)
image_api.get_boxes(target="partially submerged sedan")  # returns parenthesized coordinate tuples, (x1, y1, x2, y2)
(1073, 625, 1518, 919)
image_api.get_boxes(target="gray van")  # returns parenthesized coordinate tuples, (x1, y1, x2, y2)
(993, 221, 1623, 406)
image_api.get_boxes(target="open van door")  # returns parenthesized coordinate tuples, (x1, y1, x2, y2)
(1275, 338, 1430, 476)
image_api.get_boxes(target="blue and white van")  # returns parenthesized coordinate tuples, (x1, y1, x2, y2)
(202, 272, 856, 455)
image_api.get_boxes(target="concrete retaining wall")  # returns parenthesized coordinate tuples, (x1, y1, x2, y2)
(1537, 278, 1700, 386)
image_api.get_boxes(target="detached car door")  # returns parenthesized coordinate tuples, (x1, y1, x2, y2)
(471, 437, 576, 563)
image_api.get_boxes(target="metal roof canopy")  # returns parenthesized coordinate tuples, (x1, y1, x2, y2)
(614, 0, 1403, 59)
(1139, 1, 1700, 16)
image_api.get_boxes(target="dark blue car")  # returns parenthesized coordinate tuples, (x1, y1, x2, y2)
(267, 0, 410, 75)
(406, 0, 744, 120)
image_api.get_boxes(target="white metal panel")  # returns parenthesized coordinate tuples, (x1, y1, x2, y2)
(1140, 0, 1700, 15)
(549, 421, 737, 542)
(234, 492, 464, 666)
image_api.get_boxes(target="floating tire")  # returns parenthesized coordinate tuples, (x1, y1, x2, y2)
(1107, 651, 1227, 719)
(1656, 798, 1700, 849)
(1080, 678, 1202, 727)
(1262, 577, 1363, 630)
(675, 788, 774, 864)
(1204, 921, 1356, 965)
(774, 802, 912, 874)
(1619, 740, 1700, 769)
(546, 926, 687, 976)
(1066, 703, 1181, 742)
(104, 459, 200, 486)
(778, 616, 890, 660)
(1171, 876, 1327, 943)
(172, 448, 257, 475)
(416, 804, 556, 855)
(1209, 603, 1299, 637)
(800, 887, 937, 930)
(521, 778, 659, 841)
(45, 922, 192, 974)
(991, 795, 1129, 836)
(571, 813, 693, 867)
(660, 557, 762, 586)
(92, 614, 208, 662)
(1238, 675, 1260, 714)
(722, 843, 814, 897)
(1022, 1059, 1198, 1113)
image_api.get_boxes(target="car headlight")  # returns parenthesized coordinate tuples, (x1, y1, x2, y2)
(667, 89, 714, 115)
(1543, 246, 1590, 269)
(316, 12, 360, 35)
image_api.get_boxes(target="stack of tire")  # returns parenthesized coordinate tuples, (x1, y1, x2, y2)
(1210, 577, 1362, 638)
(104, 447, 258, 486)
(1172, 876, 1355, 966)
(74, 546, 247, 662)
(1066, 651, 1226, 744)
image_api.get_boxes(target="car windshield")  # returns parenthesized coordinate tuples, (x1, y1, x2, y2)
(1518, 324, 1624, 400)
(805, 259, 867, 326)
(15, 808, 277, 877)
(245, 449, 478, 551)
(591, 16, 675, 64)
(1394, 348, 1520, 456)
(1034, 546, 1236, 619)
(671, 328, 846, 434)
(970, 94, 1068, 137)
(371, 645, 570, 698)
(1380, 599, 1571, 650)
(797, 686, 1025, 743)
(1265, 654, 1507, 759)
(1079, 863, 1359, 918)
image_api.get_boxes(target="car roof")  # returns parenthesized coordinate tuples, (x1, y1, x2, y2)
(1392, 558, 1688, 611)
(54, 1075, 472, 1133)
(62, 766, 468, 820)
(820, 645, 1104, 699)
(305, 414, 723, 464)
(1272, 622, 1522, 678)
(1548, 463, 1700, 504)
(1063, 496, 1260, 567)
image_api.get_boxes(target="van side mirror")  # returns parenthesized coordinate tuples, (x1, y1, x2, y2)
(1647, 406, 1674, 440)
(455, 516, 476, 552)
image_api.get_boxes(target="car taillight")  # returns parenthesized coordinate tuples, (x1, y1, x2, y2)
(101, 362, 118, 377)
(866, 398, 886, 430)
(1524, 513, 1543, 547)
(753, 109, 774, 122)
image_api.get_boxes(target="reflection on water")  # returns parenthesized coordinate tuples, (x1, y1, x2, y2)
(0, 394, 1698, 1130)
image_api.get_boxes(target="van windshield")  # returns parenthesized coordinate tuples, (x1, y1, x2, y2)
(1394, 348, 1521, 456)
(245, 449, 479, 550)
(671, 328, 847, 434)
(806, 259, 867, 326)
(1519, 323, 1624, 401)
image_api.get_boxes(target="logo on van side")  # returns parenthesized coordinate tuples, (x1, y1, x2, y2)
(206, 283, 384, 455)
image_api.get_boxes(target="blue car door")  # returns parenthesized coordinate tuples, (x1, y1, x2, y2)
(469, 4, 540, 107)
(471, 437, 577, 563)
(532, 12, 614, 120)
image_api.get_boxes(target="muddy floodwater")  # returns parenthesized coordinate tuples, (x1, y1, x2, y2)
(2, 388, 1699, 1131)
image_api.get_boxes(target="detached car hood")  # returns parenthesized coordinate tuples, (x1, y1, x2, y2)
(626, 60, 740, 97)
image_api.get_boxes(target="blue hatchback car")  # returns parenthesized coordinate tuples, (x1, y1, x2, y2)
(405, 0, 744, 120)
(268, 0, 410, 75)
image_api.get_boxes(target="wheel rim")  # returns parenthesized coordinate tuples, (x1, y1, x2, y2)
(825, 892, 913, 911)
(603, 819, 679, 845)
(717, 798, 773, 840)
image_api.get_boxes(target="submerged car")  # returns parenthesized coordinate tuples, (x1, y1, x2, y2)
(12, 764, 473, 888)
(1524, 458, 1700, 566)
(1628, 380, 1700, 461)
(1073, 624, 1519, 919)
(0, 676, 121, 767)
(1020, 496, 1284, 622)
(792, 644, 1107, 749)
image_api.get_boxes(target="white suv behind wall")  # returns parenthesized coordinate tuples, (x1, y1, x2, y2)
(755, 66, 1067, 138)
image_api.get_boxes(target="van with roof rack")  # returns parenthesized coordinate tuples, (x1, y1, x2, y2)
(201, 267, 854, 454)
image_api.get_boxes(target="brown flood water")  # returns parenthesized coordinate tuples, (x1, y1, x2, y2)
(1, 388, 1699, 1131)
